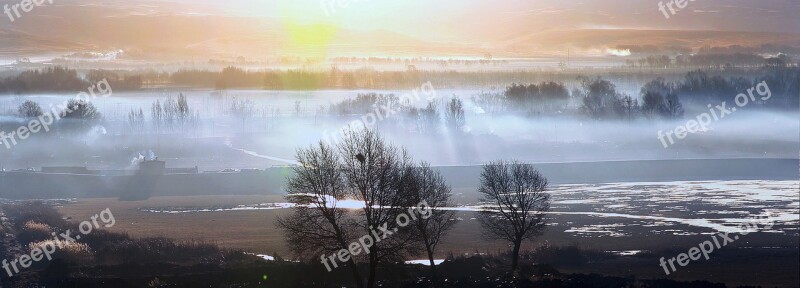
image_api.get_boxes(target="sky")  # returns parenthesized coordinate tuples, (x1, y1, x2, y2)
(168, 0, 800, 40)
(1, 0, 798, 58)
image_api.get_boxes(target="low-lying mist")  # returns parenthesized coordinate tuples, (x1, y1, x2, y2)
(1, 89, 796, 171)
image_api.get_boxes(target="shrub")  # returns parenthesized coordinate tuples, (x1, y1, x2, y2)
(1, 202, 65, 229)
(28, 239, 93, 264)
(95, 238, 224, 265)
(17, 221, 54, 245)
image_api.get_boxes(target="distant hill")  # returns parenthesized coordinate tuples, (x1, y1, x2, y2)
(500, 29, 800, 56)
(0, 28, 83, 54)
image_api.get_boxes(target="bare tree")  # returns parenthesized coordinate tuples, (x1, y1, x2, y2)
(62, 99, 101, 120)
(405, 162, 456, 283)
(418, 102, 440, 134)
(177, 93, 190, 126)
(61, 99, 102, 131)
(127, 108, 145, 130)
(278, 129, 423, 288)
(228, 97, 255, 130)
(477, 160, 550, 272)
(294, 100, 302, 116)
(163, 96, 177, 129)
(337, 130, 419, 287)
(276, 142, 364, 288)
(151, 99, 163, 132)
(445, 97, 465, 132)
(17, 100, 43, 118)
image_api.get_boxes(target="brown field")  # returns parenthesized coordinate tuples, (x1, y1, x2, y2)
(55, 194, 799, 287)
(57, 195, 295, 256)
(55, 195, 509, 258)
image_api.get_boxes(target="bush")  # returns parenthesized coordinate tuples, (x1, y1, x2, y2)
(28, 239, 94, 264)
(527, 244, 616, 266)
(17, 221, 53, 245)
(17, 100, 44, 117)
(2, 202, 65, 230)
(95, 238, 225, 265)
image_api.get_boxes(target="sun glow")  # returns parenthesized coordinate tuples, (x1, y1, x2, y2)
(282, 22, 339, 57)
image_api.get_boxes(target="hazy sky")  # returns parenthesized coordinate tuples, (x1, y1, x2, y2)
(166, 0, 800, 41)
(1, 0, 798, 58)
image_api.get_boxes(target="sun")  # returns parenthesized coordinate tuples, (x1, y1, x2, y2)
(282, 21, 338, 58)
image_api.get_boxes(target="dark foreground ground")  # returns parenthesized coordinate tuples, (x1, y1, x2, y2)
(1, 200, 798, 288)
(1, 158, 798, 287)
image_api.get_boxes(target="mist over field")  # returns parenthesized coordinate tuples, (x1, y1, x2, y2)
(0, 90, 798, 170)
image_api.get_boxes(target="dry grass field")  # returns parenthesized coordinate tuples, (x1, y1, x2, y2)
(57, 196, 294, 255)
(52, 190, 800, 287)
(55, 194, 513, 258)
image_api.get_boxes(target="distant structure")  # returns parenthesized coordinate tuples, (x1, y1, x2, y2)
(41, 167, 92, 174)
(121, 159, 166, 201)
(138, 159, 166, 175)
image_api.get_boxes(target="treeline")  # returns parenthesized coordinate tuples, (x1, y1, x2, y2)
(575, 77, 684, 120)
(3, 93, 200, 136)
(195, 55, 506, 67)
(500, 82, 571, 115)
(170, 66, 554, 90)
(2, 64, 796, 93)
(172, 67, 329, 90)
(472, 80, 670, 120)
(578, 65, 798, 119)
(329, 56, 508, 67)
(0, 99, 104, 134)
(152, 67, 696, 90)
(616, 44, 800, 56)
(486, 66, 798, 120)
(126, 62, 798, 93)
(122, 93, 202, 136)
(168, 67, 635, 90)
(158, 67, 689, 90)
(625, 53, 794, 68)
(0, 67, 86, 93)
(325, 92, 468, 134)
(171, 66, 424, 90)
(676, 66, 800, 108)
(0, 67, 142, 94)
(318, 66, 797, 125)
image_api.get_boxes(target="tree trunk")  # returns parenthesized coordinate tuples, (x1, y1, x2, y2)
(367, 252, 378, 288)
(426, 247, 438, 284)
(347, 258, 364, 288)
(511, 240, 522, 272)
(329, 225, 364, 288)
